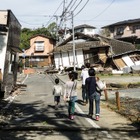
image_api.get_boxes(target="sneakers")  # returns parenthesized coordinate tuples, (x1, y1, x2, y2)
(69, 115, 74, 120)
(83, 100, 88, 106)
(96, 115, 99, 121)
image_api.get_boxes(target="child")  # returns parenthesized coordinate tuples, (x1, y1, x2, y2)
(52, 78, 63, 109)
(64, 72, 77, 120)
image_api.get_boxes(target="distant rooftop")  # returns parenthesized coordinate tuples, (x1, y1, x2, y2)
(102, 18, 140, 28)
(74, 24, 96, 29)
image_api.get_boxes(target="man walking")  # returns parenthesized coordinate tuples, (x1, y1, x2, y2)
(80, 63, 90, 105)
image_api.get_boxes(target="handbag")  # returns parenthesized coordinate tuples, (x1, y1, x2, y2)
(65, 94, 70, 101)
(96, 79, 106, 92)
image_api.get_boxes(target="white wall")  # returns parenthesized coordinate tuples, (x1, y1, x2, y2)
(135, 61, 140, 65)
(122, 56, 134, 67)
(54, 53, 61, 69)
(69, 51, 74, 66)
(0, 33, 8, 75)
(54, 50, 84, 69)
(84, 28, 95, 35)
(62, 52, 69, 67)
(76, 50, 84, 68)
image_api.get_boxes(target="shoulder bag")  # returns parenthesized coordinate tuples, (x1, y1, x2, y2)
(66, 81, 75, 101)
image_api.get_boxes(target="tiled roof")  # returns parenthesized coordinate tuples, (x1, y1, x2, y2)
(74, 24, 96, 29)
(29, 34, 55, 41)
(54, 33, 135, 55)
(97, 35, 135, 55)
(102, 18, 140, 28)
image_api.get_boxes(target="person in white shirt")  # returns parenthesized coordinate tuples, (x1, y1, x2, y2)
(52, 78, 63, 109)
(80, 63, 90, 105)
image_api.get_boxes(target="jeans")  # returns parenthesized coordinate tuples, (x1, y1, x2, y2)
(68, 96, 77, 115)
(82, 85, 88, 102)
(89, 91, 100, 116)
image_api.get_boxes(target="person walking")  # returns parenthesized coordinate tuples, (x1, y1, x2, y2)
(64, 72, 77, 120)
(80, 63, 90, 105)
(85, 68, 101, 121)
(52, 78, 63, 110)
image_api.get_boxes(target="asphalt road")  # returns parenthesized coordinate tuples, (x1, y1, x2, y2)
(0, 73, 139, 140)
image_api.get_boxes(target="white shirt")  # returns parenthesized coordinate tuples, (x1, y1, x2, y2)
(81, 68, 89, 85)
(64, 80, 77, 97)
(53, 84, 63, 96)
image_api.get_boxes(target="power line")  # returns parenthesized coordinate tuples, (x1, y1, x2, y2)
(74, 0, 89, 17)
(90, 0, 116, 20)
(18, 19, 43, 26)
(60, 0, 74, 17)
(45, 1, 63, 27)
(59, 0, 75, 28)
(70, 0, 83, 13)
(67, 0, 78, 12)
(59, 0, 84, 27)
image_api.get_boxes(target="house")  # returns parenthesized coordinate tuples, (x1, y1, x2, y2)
(0, 10, 22, 98)
(19, 34, 55, 68)
(53, 32, 136, 72)
(73, 24, 96, 36)
(59, 24, 96, 42)
(102, 18, 140, 45)
(106, 50, 140, 74)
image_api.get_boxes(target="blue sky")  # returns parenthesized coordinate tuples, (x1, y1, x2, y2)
(0, 0, 139, 32)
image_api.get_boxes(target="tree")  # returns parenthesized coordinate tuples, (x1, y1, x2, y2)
(47, 22, 58, 40)
(20, 23, 57, 50)
(20, 28, 33, 50)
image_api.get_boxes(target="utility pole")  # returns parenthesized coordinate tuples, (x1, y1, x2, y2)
(71, 11, 76, 72)
(63, 0, 67, 39)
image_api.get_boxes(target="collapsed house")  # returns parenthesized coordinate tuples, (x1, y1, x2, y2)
(53, 32, 140, 73)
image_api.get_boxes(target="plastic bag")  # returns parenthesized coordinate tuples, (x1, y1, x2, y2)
(96, 80, 106, 91)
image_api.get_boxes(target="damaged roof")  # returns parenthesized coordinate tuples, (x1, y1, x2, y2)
(96, 34, 135, 55)
(53, 33, 135, 55)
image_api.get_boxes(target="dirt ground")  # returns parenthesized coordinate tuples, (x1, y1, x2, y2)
(103, 97, 140, 126)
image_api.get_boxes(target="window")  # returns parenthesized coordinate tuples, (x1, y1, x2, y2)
(116, 27, 124, 35)
(132, 25, 140, 33)
(75, 28, 84, 33)
(35, 41, 44, 51)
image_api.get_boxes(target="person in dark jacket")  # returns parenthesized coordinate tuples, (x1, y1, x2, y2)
(85, 68, 101, 121)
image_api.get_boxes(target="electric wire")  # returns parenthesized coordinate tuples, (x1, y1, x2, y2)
(67, 0, 78, 13)
(74, 0, 89, 18)
(59, 0, 83, 28)
(90, 0, 116, 20)
(59, 0, 74, 29)
(45, 1, 63, 27)
(61, 0, 74, 17)
(66, 0, 89, 20)
(70, 0, 83, 14)
(59, 0, 75, 27)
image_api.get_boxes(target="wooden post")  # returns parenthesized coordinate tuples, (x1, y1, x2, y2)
(115, 91, 120, 110)
(104, 89, 108, 101)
